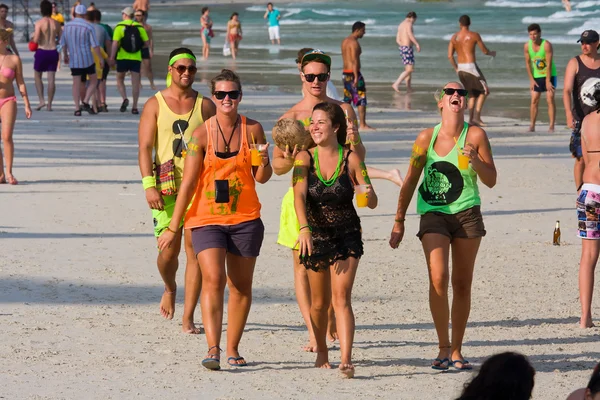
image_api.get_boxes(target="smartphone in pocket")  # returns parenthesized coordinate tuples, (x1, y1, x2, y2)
(215, 179, 230, 203)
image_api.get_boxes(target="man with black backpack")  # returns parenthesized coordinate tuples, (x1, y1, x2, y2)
(109, 6, 149, 115)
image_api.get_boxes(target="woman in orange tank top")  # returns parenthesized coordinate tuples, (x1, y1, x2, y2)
(158, 69, 272, 370)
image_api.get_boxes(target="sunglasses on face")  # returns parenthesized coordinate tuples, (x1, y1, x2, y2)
(213, 90, 241, 100)
(172, 65, 197, 75)
(302, 72, 329, 82)
(172, 120, 189, 157)
(442, 88, 468, 97)
(135, 14, 143, 17)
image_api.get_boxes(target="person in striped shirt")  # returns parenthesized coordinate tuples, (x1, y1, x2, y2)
(59, 4, 102, 116)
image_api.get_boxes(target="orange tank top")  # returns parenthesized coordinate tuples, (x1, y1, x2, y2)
(185, 115, 261, 228)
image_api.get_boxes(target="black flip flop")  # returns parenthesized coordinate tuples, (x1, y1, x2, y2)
(120, 98, 129, 112)
(74, 109, 82, 116)
(81, 102, 96, 115)
(131, 108, 139, 115)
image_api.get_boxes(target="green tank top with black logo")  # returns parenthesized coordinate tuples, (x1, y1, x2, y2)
(416, 122, 481, 215)
(528, 39, 557, 79)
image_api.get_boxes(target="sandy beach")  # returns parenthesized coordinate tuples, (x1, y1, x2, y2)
(0, 45, 598, 399)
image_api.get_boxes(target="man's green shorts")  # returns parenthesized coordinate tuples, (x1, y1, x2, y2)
(152, 195, 184, 237)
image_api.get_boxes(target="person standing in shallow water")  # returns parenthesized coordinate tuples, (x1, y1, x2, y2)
(294, 101, 378, 378)
(389, 81, 496, 371)
(138, 47, 215, 333)
(392, 11, 420, 94)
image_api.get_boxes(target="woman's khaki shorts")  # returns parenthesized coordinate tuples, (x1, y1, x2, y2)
(417, 206, 486, 241)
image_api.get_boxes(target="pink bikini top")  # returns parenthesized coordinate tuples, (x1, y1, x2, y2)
(1, 67, 14, 79)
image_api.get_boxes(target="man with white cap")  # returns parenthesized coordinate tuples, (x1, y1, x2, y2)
(109, 6, 149, 115)
(59, 3, 102, 116)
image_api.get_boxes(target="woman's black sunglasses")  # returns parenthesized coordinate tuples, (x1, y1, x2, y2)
(173, 65, 198, 74)
(302, 72, 329, 82)
(213, 90, 241, 100)
(442, 88, 468, 96)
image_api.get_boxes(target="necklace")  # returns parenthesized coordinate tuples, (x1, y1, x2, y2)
(314, 145, 343, 187)
(216, 116, 239, 153)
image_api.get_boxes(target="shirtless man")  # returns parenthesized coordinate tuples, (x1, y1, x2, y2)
(276, 49, 402, 354)
(135, 10, 156, 90)
(0, 4, 18, 56)
(32, 0, 61, 111)
(563, 0, 572, 12)
(342, 21, 372, 130)
(392, 11, 420, 93)
(448, 15, 496, 126)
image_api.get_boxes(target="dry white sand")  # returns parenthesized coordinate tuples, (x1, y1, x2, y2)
(0, 47, 597, 400)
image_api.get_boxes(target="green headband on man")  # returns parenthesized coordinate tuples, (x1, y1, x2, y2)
(166, 53, 197, 87)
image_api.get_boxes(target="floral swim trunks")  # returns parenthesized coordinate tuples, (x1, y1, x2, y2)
(342, 71, 367, 107)
(399, 45, 414, 65)
(577, 184, 600, 239)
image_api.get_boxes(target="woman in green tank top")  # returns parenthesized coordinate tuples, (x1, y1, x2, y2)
(389, 82, 497, 371)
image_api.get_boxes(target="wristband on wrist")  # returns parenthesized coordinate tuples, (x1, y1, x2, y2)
(349, 137, 361, 145)
(142, 176, 156, 190)
(166, 226, 177, 234)
(299, 224, 312, 232)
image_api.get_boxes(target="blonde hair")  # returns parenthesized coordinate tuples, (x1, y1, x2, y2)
(0, 28, 13, 42)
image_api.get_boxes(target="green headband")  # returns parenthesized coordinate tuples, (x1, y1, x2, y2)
(166, 53, 197, 87)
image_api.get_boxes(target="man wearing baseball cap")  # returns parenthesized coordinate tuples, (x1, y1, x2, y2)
(59, 3, 102, 115)
(564, 29, 600, 191)
(109, 6, 149, 115)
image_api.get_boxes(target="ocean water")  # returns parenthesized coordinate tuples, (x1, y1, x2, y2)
(33, 0, 598, 120)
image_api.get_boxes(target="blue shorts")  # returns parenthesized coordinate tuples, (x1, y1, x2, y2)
(570, 120, 582, 159)
(399, 46, 414, 65)
(533, 76, 557, 93)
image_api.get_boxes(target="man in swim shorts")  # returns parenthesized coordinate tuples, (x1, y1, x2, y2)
(138, 47, 216, 333)
(393, 11, 420, 93)
(448, 15, 496, 127)
(32, 0, 61, 111)
(342, 21, 373, 130)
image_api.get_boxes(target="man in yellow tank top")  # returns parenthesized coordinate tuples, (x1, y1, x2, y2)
(138, 47, 216, 333)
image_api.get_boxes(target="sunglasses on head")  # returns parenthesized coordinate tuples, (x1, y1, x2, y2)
(302, 72, 329, 83)
(172, 120, 189, 157)
(172, 64, 197, 75)
(442, 88, 468, 97)
(213, 90, 241, 100)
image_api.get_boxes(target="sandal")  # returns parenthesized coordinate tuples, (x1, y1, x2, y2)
(131, 108, 139, 115)
(74, 109, 82, 116)
(81, 102, 96, 115)
(100, 103, 108, 112)
(202, 345, 222, 371)
(119, 98, 129, 112)
(227, 356, 248, 367)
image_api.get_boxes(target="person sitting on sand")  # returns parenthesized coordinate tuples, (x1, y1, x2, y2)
(566, 362, 600, 400)
(294, 101, 378, 378)
(576, 85, 600, 329)
(158, 69, 272, 370)
(0, 28, 32, 185)
(138, 47, 215, 333)
(456, 352, 535, 400)
(390, 81, 496, 371)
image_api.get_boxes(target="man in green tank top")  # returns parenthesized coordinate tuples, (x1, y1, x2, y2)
(524, 23, 557, 132)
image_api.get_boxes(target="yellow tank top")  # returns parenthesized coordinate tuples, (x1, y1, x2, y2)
(154, 91, 205, 188)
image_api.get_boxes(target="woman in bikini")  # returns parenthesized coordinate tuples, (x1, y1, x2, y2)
(157, 69, 272, 370)
(389, 81, 496, 371)
(199, 7, 213, 60)
(0, 28, 32, 185)
(226, 12, 242, 60)
(294, 102, 377, 378)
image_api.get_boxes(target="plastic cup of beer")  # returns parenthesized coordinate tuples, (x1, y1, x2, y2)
(457, 151, 470, 170)
(250, 144, 265, 166)
(355, 184, 369, 208)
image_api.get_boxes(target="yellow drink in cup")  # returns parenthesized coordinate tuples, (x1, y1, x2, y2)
(457, 152, 470, 170)
(355, 184, 369, 208)
(250, 144, 263, 166)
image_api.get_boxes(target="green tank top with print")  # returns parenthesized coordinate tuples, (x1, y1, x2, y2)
(528, 39, 557, 79)
(416, 122, 481, 215)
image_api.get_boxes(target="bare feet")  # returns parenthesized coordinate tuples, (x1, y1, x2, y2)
(339, 363, 355, 378)
(303, 336, 318, 352)
(35, 103, 46, 111)
(527, 126, 535, 132)
(47, 105, 53, 111)
(549, 125, 555, 133)
(390, 168, 404, 187)
(315, 351, 331, 369)
(471, 119, 487, 127)
(580, 317, 595, 328)
(392, 84, 401, 93)
(159, 287, 176, 320)
(182, 321, 203, 334)
(360, 124, 375, 131)
(6, 174, 18, 185)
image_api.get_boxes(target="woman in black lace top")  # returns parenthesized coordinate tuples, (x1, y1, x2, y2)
(293, 102, 377, 378)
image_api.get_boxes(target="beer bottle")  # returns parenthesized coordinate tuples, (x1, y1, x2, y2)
(553, 221, 561, 246)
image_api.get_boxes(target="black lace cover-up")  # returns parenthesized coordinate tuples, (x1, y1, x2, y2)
(299, 149, 364, 271)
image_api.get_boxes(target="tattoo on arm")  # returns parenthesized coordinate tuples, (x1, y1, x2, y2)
(359, 162, 371, 184)
(410, 144, 426, 168)
(187, 136, 200, 157)
(292, 159, 305, 185)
